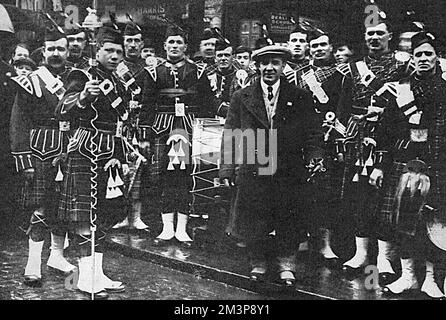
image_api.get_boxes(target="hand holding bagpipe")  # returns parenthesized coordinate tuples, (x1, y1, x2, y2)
(79, 79, 101, 104)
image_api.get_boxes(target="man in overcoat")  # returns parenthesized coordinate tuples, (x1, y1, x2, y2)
(219, 43, 324, 286)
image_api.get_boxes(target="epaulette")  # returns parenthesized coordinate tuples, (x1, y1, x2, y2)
(336, 63, 351, 77)
(11, 75, 34, 95)
(144, 64, 157, 82)
(282, 63, 297, 86)
(196, 62, 207, 79)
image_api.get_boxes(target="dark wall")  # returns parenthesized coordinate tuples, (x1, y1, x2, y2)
(222, 0, 446, 54)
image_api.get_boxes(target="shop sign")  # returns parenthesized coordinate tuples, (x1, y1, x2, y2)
(269, 12, 294, 35)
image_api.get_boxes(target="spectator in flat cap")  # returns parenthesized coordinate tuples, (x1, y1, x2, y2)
(65, 28, 88, 68)
(13, 56, 36, 76)
(220, 39, 324, 288)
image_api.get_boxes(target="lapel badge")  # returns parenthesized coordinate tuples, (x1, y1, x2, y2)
(287, 101, 293, 107)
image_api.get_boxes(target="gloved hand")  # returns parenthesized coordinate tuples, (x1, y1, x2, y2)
(369, 168, 384, 188)
(121, 164, 130, 176)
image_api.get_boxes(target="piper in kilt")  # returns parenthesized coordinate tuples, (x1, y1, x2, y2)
(337, 16, 409, 283)
(57, 25, 129, 299)
(206, 39, 239, 119)
(375, 32, 446, 298)
(9, 26, 76, 287)
(140, 26, 216, 247)
(112, 21, 150, 232)
(293, 29, 345, 266)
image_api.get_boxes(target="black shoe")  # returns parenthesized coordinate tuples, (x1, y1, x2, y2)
(177, 240, 193, 248)
(421, 292, 446, 301)
(77, 289, 109, 300)
(250, 270, 266, 282)
(104, 282, 126, 293)
(153, 237, 172, 246)
(131, 227, 151, 236)
(341, 265, 364, 279)
(279, 271, 296, 288)
(317, 255, 341, 269)
(379, 272, 397, 287)
(24, 275, 42, 287)
(47, 265, 77, 276)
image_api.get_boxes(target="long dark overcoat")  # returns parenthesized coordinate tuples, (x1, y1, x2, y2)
(219, 77, 323, 242)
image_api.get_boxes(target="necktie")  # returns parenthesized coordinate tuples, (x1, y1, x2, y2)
(267, 86, 273, 101)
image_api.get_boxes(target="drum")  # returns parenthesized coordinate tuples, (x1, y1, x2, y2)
(425, 205, 446, 251)
(190, 118, 226, 217)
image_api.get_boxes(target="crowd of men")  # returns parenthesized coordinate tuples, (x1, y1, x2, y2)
(0, 7, 446, 300)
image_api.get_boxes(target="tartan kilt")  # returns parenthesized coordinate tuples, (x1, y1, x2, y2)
(125, 145, 151, 200)
(126, 162, 143, 200)
(379, 162, 446, 237)
(339, 144, 381, 234)
(20, 157, 58, 213)
(305, 155, 344, 228)
(149, 132, 193, 213)
(378, 161, 406, 229)
(57, 151, 128, 229)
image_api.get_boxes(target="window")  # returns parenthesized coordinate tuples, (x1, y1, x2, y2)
(239, 19, 261, 49)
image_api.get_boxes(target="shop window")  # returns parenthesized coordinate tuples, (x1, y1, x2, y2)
(239, 19, 261, 49)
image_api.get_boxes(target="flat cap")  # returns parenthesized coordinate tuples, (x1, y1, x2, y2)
(252, 44, 291, 61)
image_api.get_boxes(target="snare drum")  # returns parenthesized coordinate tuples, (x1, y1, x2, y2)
(192, 118, 224, 164)
(190, 118, 226, 217)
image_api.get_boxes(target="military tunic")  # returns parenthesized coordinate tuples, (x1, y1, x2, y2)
(337, 52, 408, 237)
(141, 58, 216, 213)
(9, 64, 72, 234)
(377, 65, 446, 237)
(57, 63, 130, 230)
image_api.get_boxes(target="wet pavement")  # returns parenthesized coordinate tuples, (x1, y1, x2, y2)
(0, 228, 272, 300)
(1, 185, 445, 301)
(107, 218, 446, 301)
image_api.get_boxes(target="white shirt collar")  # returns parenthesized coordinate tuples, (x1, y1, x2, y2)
(260, 79, 280, 97)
